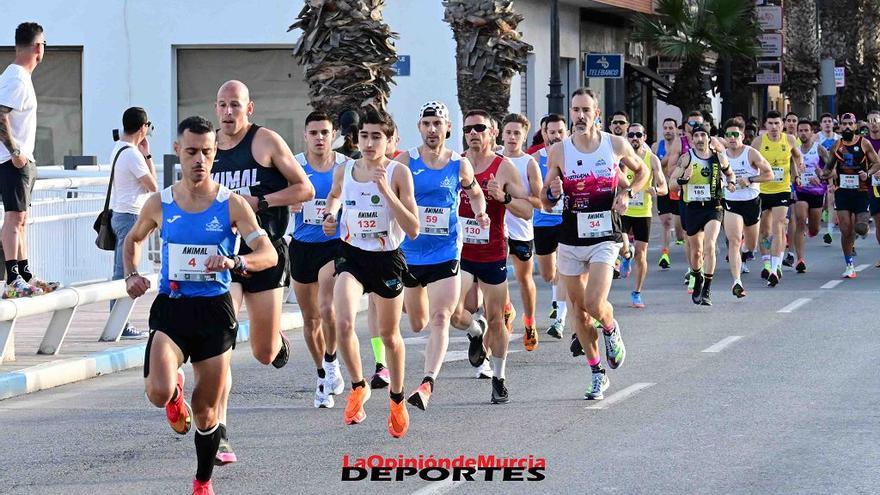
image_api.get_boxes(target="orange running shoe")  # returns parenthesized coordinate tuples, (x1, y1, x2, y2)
(192, 478, 214, 495)
(407, 381, 432, 411)
(344, 384, 371, 425)
(388, 399, 410, 438)
(166, 369, 192, 435)
(503, 303, 516, 334)
(523, 326, 538, 351)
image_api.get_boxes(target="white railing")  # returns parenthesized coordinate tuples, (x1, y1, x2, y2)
(0, 273, 158, 364)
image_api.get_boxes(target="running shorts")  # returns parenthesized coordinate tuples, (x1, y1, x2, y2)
(403, 259, 460, 288)
(290, 238, 341, 284)
(620, 215, 652, 243)
(335, 242, 407, 299)
(233, 237, 291, 292)
(723, 197, 761, 227)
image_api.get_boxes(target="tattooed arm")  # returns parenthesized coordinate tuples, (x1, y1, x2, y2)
(0, 105, 25, 168)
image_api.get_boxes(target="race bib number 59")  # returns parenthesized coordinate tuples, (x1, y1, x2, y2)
(418, 206, 451, 235)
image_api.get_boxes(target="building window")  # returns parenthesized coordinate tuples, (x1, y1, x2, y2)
(176, 48, 310, 152)
(0, 47, 83, 166)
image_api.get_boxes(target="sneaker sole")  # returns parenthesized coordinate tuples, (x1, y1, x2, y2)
(370, 376, 390, 389)
(407, 392, 428, 411)
(214, 452, 238, 466)
(168, 401, 192, 435)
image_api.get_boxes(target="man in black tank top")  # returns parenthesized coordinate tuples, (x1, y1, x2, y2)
(210, 80, 315, 464)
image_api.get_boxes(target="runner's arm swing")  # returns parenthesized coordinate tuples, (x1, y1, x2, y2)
(460, 157, 489, 226)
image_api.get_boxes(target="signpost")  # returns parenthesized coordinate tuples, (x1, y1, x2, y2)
(392, 55, 410, 77)
(583, 53, 623, 79)
(834, 67, 845, 88)
(752, 1, 783, 87)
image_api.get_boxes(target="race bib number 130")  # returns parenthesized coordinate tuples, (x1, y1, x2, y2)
(461, 217, 489, 244)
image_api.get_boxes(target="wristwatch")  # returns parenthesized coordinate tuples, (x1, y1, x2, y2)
(144, 154, 152, 160)
(502, 192, 512, 205)
(11, 148, 21, 158)
(124, 271, 140, 281)
(257, 195, 269, 212)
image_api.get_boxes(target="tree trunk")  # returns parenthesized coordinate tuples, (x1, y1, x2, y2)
(668, 56, 710, 114)
(782, 0, 819, 117)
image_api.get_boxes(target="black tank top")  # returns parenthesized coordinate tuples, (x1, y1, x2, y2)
(213, 124, 290, 240)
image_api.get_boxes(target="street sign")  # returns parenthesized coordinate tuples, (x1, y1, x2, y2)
(756, 6, 783, 30)
(759, 33, 783, 58)
(753, 60, 783, 85)
(392, 55, 410, 77)
(584, 53, 624, 79)
(835, 67, 845, 87)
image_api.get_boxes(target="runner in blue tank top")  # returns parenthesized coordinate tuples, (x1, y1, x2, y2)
(399, 101, 489, 411)
(123, 117, 277, 495)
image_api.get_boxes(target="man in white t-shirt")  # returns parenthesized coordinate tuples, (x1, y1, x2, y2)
(109, 107, 157, 338)
(0, 22, 58, 299)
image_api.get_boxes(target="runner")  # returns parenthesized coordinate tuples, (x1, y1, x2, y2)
(501, 113, 543, 350)
(865, 111, 880, 267)
(211, 80, 314, 464)
(608, 111, 629, 137)
(289, 111, 349, 408)
(125, 116, 278, 495)
(541, 88, 647, 400)
(784, 112, 799, 137)
(793, 119, 830, 273)
(818, 113, 840, 244)
(721, 118, 773, 297)
(399, 101, 489, 410)
(533, 114, 569, 339)
(449, 109, 531, 404)
(652, 117, 685, 270)
(821, 113, 880, 278)
(321, 109, 419, 437)
(670, 122, 736, 305)
(620, 123, 667, 307)
(756, 110, 804, 287)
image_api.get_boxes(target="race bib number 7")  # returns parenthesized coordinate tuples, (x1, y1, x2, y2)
(460, 217, 489, 244)
(302, 199, 328, 225)
(576, 211, 613, 238)
(168, 244, 218, 282)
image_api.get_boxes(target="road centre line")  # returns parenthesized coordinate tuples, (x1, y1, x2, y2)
(777, 298, 811, 313)
(701, 336, 743, 353)
(821, 280, 843, 289)
(585, 382, 655, 410)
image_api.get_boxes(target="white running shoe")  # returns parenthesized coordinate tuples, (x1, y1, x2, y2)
(842, 264, 857, 279)
(475, 359, 492, 379)
(323, 359, 345, 396)
(314, 378, 334, 408)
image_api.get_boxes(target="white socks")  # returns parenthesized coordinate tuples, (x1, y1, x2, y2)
(491, 356, 506, 379)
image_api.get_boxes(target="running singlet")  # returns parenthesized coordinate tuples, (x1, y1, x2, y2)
(757, 133, 793, 194)
(340, 160, 405, 252)
(213, 124, 290, 241)
(833, 138, 870, 192)
(623, 149, 654, 218)
(504, 154, 534, 241)
(658, 136, 688, 200)
(558, 133, 622, 246)
(401, 147, 462, 265)
(533, 148, 563, 227)
(459, 155, 507, 262)
(867, 137, 880, 198)
(724, 146, 760, 201)
(292, 152, 347, 242)
(683, 150, 723, 204)
(820, 133, 839, 151)
(159, 185, 237, 298)
(795, 142, 827, 197)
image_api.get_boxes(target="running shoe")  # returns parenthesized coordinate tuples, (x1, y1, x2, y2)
(343, 384, 371, 425)
(2, 276, 42, 299)
(214, 436, 237, 466)
(490, 377, 509, 404)
(620, 257, 632, 279)
(570, 333, 585, 357)
(823, 232, 833, 244)
(474, 359, 491, 379)
(795, 259, 807, 273)
(503, 304, 516, 334)
(407, 382, 432, 411)
(683, 270, 690, 286)
(584, 371, 609, 400)
(783, 252, 795, 267)
(523, 326, 538, 351)
(732, 282, 746, 298)
(547, 320, 564, 339)
(370, 364, 390, 389)
(28, 278, 61, 293)
(675, 239, 685, 246)
(699, 284, 712, 306)
(741, 261, 750, 274)
(192, 479, 214, 495)
(271, 332, 290, 369)
(767, 271, 779, 287)
(821, 209, 828, 223)
(630, 291, 645, 308)
(314, 377, 334, 409)
(760, 262, 771, 280)
(548, 301, 558, 320)
(467, 320, 487, 367)
(658, 252, 670, 270)
(691, 273, 704, 304)
(842, 264, 857, 279)
(602, 320, 626, 369)
(120, 325, 149, 340)
(166, 369, 192, 435)
(388, 399, 409, 438)
(323, 359, 345, 396)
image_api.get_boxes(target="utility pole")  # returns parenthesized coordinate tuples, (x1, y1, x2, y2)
(547, 0, 564, 115)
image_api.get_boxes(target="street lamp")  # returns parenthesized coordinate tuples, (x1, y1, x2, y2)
(548, 0, 565, 115)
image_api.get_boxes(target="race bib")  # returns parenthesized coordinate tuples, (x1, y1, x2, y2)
(688, 184, 711, 201)
(418, 206, 451, 235)
(772, 167, 785, 182)
(802, 169, 818, 183)
(348, 209, 389, 239)
(576, 211, 613, 238)
(840, 174, 860, 189)
(629, 191, 645, 207)
(460, 217, 489, 244)
(168, 243, 218, 282)
(302, 199, 328, 225)
(872, 175, 880, 187)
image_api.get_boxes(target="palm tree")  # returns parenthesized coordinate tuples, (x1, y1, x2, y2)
(782, 0, 820, 117)
(289, 0, 399, 117)
(443, 0, 532, 123)
(633, 0, 761, 114)
(819, 0, 880, 115)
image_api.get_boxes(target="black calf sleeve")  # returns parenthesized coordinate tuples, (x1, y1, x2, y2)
(194, 424, 222, 481)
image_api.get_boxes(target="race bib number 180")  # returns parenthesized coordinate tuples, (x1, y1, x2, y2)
(576, 211, 613, 238)
(168, 243, 218, 282)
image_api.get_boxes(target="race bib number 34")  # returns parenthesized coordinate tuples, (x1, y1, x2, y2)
(461, 217, 489, 244)
(168, 244, 218, 282)
(418, 206, 451, 235)
(576, 211, 613, 238)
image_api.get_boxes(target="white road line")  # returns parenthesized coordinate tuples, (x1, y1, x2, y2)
(821, 280, 843, 289)
(701, 336, 743, 353)
(855, 264, 870, 272)
(411, 479, 463, 495)
(777, 298, 811, 313)
(585, 382, 655, 410)
(442, 349, 522, 363)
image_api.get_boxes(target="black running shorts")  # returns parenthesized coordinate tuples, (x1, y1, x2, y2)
(403, 259, 460, 288)
(760, 191, 792, 211)
(533, 225, 561, 256)
(723, 197, 761, 227)
(0, 159, 36, 212)
(233, 237, 290, 292)
(507, 238, 534, 262)
(335, 242, 407, 299)
(620, 215, 652, 243)
(290, 238, 341, 284)
(834, 189, 869, 213)
(684, 204, 723, 236)
(656, 195, 680, 216)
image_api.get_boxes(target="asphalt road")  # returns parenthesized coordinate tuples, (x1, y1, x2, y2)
(2, 233, 879, 495)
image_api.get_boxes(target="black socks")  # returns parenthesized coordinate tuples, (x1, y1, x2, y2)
(17, 259, 31, 282)
(194, 424, 222, 482)
(5, 260, 19, 284)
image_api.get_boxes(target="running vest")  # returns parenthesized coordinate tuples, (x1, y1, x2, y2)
(339, 160, 405, 252)
(723, 145, 760, 201)
(558, 133, 622, 246)
(503, 154, 534, 241)
(533, 148, 563, 227)
(665, 136, 689, 200)
(796, 142, 827, 197)
(292, 151, 347, 243)
(401, 147, 462, 265)
(213, 124, 290, 241)
(820, 133, 839, 151)
(159, 185, 237, 298)
(833, 137, 870, 192)
(460, 155, 507, 262)
(623, 148, 654, 218)
(683, 149, 723, 205)
(757, 133, 792, 194)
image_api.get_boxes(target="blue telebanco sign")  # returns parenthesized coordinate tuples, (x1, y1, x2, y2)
(584, 53, 624, 79)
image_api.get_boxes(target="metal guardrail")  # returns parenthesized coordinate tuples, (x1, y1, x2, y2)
(0, 273, 158, 365)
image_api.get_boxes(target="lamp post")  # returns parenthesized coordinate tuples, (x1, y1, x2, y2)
(548, 0, 565, 115)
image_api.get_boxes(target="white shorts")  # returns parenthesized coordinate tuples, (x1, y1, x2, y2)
(557, 241, 622, 276)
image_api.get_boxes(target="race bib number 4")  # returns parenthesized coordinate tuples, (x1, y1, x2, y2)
(772, 167, 785, 182)
(302, 199, 328, 225)
(460, 217, 489, 244)
(348, 209, 389, 239)
(688, 184, 711, 201)
(840, 174, 860, 189)
(168, 244, 218, 282)
(418, 206, 451, 235)
(576, 211, 613, 238)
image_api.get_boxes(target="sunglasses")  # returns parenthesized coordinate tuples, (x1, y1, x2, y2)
(463, 124, 488, 134)
(687, 120, 700, 126)
(627, 132, 643, 138)
(611, 120, 628, 125)
(725, 131, 741, 138)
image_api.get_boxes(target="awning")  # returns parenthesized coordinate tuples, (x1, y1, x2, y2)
(626, 63, 672, 100)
